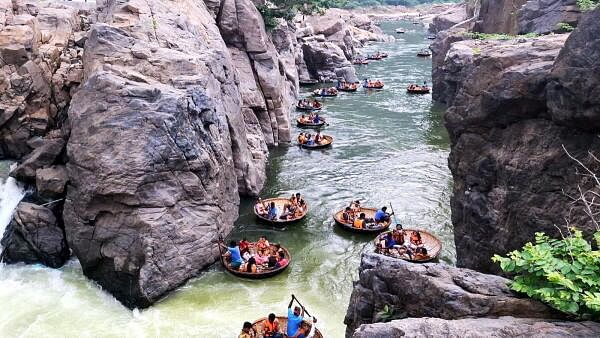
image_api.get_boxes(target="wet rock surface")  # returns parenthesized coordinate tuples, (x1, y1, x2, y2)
(1, 202, 69, 268)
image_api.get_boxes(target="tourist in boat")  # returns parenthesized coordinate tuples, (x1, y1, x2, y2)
(287, 295, 305, 337)
(351, 200, 361, 214)
(297, 197, 307, 215)
(312, 113, 322, 124)
(239, 321, 256, 338)
(226, 240, 244, 270)
(262, 313, 282, 338)
(409, 230, 424, 250)
(239, 238, 250, 255)
(267, 202, 278, 220)
(342, 207, 353, 223)
(256, 198, 269, 216)
(241, 257, 258, 273)
(392, 229, 405, 246)
(374, 206, 393, 223)
(268, 254, 277, 269)
(298, 132, 306, 144)
(305, 134, 314, 146)
(414, 246, 429, 260)
(314, 131, 323, 144)
(257, 236, 270, 255)
(293, 317, 318, 338)
(353, 212, 366, 229)
(275, 251, 288, 268)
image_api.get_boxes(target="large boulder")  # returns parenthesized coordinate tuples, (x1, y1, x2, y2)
(301, 41, 357, 83)
(546, 7, 600, 129)
(10, 137, 65, 181)
(474, 0, 528, 34)
(352, 316, 600, 338)
(518, 0, 583, 34)
(1, 202, 70, 268)
(35, 164, 68, 198)
(344, 253, 559, 337)
(429, 3, 468, 34)
(62, 0, 271, 309)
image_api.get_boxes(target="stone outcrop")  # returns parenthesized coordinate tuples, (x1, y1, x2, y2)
(352, 316, 600, 338)
(0, 0, 88, 159)
(429, 3, 468, 34)
(434, 8, 600, 273)
(1, 202, 69, 268)
(35, 164, 68, 198)
(474, 0, 528, 35)
(344, 253, 559, 336)
(518, 0, 583, 34)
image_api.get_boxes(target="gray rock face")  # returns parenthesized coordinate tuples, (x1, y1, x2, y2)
(0, 0, 86, 159)
(1, 202, 70, 268)
(10, 137, 65, 181)
(62, 0, 272, 309)
(429, 3, 468, 34)
(430, 26, 471, 104)
(518, 0, 583, 34)
(344, 253, 558, 337)
(352, 317, 600, 338)
(35, 164, 68, 198)
(547, 7, 600, 129)
(474, 0, 528, 34)
(301, 41, 357, 83)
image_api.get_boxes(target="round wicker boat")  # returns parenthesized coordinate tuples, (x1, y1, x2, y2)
(221, 243, 291, 279)
(312, 88, 338, 97)
(367, 55, 383, 60)
(254, 197, 308, 224)
(252, 316, 323, 338)
(299, 135, 333, 149)
(374, 228, 442, 262)
(363, 83, 384, 89)
(296, 101, 322, 111)
(296, 118, 326, 128)
(353, 59, 369, 65)
(417, 50, 431, 57)
(337, 83, 358, 92)
(407, 85, 430, 94)
(333, 207, 391, 234)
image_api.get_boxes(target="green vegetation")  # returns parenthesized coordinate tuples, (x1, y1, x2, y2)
(577, 0, 599, 11)
(258, 1, 329, 29)
(463, 32, 539, 40)
(492, 230, 600, 319)
(556, 22, 575, 32)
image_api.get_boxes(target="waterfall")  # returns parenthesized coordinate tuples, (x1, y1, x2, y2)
(0, 163, 26, 247)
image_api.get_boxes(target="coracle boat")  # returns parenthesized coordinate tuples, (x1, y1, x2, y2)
(220, 243, 291, 279)
(417, 49, 432, 57)
(333, 207, 391, 234)
(254, 197, 308, 224)
(312, 88, 338, 97)
(395, 28, 405, 34)
(296, 101, 322, 111)
(374, 228, 442, 263)
(353, 59, 369, 65)
(427, 34, 436, 40)
(299, 135, 333, 149)
(337, 83, 358, 92)
(379, 52, 389, 58)
(296, 117, 326, 128)
(407, 84, 430, 94)
(363, 81, 384, 89)
(366, 54, 383, 60)
(252, 317, 323, 338)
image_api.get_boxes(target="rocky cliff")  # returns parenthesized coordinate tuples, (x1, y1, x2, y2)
(0, 0, 300, 308)
(438, 8, 600, 274)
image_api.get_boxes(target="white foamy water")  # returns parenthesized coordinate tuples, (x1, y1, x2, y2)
(0, 162, 26, 247)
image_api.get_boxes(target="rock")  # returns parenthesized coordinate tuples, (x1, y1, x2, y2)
(10, 137, 65, 181)
(1, 202, 70, 268)
(63, 0, 282, 309)
(474, 0, 528, 34)
(35, 165, 68, 198)
(518, 0, 583, 34)
(351, 316, 600, 338)
(546, 7, 600, 130)
(344, 253, 559, 336)
(431, 26, 471, 104)
(301, 41, 356, 82)
(429, 3, 468, 34)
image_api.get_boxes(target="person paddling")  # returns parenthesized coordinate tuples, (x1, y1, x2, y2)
(287, 295, 305, 337)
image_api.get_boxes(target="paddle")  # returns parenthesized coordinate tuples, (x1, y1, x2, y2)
(291, 294, 313, 318)
(389, 201, 402, 229)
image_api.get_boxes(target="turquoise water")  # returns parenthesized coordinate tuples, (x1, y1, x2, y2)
(0, 21, 452, 337)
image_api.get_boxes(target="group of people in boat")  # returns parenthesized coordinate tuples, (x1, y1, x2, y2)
(297, 99, 321, 110)
(256, 194, 307, 221)
(341, 201, 394, 230)
(297, 132, 327, 146)
(367, 51, 387, 59)
(407, 81, 430, 93)
(239, 295, 318, 338)
(314, 87, 338, 96)
(376, 226, 430, 260)
(222, 237, 289, 273)
(336, 81, 358, 91)
(298, 112, 324, 125)
(363, 78, 384, 88)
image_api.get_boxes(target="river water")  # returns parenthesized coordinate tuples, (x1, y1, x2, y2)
(0, 21, 452, 337)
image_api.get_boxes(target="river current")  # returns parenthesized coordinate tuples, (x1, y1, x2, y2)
(0, 21, 452, 337)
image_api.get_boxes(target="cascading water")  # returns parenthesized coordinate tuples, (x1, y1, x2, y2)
(0, 162, 26, 248)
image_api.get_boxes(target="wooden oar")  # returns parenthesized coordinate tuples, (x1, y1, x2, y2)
(292, 294, 313, 318)
(389, 201, 402, 229)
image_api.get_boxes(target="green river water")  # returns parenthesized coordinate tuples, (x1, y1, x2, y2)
(0, 21, 453, 337)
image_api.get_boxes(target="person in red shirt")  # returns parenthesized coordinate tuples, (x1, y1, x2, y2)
(239, 238, 250, 255)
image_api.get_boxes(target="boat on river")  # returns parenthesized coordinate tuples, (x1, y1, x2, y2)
(333, 207, 391, 234)
(363, 80, 384, 89)
(427, 34, 436, 40)
(252, 316, 323, 338)
(337, 82, 358, 92)
(299, 135, 333, 149)
(374, 228, 442, 262)
(296, 117, 326, 128)
(366, 54, 383, 60)
(353, 58, 369, 65)
(395, 28, 405, 34)
(407, 84, 430, 94)
(312, 88, 338, 97)
(254, 197, 308, 224)
(417, 49, 432, 57)
(220, 242, 291, 279)
(296, 100, 322, 111)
